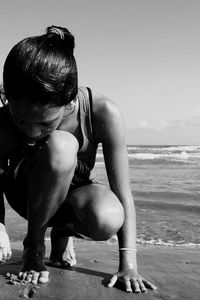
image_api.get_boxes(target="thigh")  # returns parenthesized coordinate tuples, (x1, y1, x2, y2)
(62, 183, 124, 239)
(50, 183, 117, 219)
(68, 183, 119, 211)
(52, 183, 122, 225)
(49, 183, 122, 232)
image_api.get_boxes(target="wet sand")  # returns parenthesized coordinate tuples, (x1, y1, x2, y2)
(0, 239, 199, 299)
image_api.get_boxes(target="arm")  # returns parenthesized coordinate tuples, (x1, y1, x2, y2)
(0, 160, 6, 225)
(0, 156, 12, 262)
(0, 106, 15, 225)
(94, 96, 137, 260)
(0, 108, 13, 261)
(0, 114, 10, 224)
(92, 91, 156, 293)
(0, 157, 12, 262)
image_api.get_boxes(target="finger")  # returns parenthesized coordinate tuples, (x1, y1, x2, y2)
(18, 272, 23, 279)
(22, 272, 28, 281)
(124, 278, 132, 293)
(69, 258, 77, 267)
(61, 256, 77, 267)
(38, 271, 49, 283)
(107, 274, 118, 288)
(63, 259, 77, 267)
(138, 279, 147, 293)
(63, 251, 77, 267)
(67, 254, 77, 266)
(132, 279, 141, 293)
(66, 250, 76, 260)
(143, 279, 157, 290)
(32, 272, 39, 284)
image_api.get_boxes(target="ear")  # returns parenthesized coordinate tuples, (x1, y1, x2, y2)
(0, 87, 8, 106)
(65, 100, 75, 111)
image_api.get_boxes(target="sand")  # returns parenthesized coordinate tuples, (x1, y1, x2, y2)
(0, 239, 199, 299)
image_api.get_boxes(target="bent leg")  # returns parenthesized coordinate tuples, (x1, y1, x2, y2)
(6, 130, 79, 282)
(50, 183, 124, 265)
(68, 184, 125, 240)
(26, 131, 78, 243)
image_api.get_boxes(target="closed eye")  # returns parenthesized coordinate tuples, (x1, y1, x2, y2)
(14, 118, 52, 127)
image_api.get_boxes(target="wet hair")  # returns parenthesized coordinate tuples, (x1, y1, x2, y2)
(3, 25, 78, 107)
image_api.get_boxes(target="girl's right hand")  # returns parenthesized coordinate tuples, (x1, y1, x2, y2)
(0, 223, 12, 262)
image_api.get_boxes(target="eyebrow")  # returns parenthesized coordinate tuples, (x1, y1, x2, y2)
(9, 106, 60, 124)
(12, 114, 58, 125)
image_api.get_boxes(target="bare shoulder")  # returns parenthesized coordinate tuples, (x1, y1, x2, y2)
(91, 90, 125, 144)
(91, 90, 122, 120)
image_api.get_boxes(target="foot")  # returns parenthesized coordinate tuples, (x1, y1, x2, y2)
(50, 228, 76, 267)
(18, 239, 49, 284)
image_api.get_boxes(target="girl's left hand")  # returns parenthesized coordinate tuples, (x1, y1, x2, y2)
(107, 267, 157, 293)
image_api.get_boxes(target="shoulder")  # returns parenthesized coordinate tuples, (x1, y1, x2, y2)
(91, 89, 122, 122)
(90, 89, 125, 144)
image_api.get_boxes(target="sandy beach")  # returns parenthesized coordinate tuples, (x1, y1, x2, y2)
(0, 239, 199, 299)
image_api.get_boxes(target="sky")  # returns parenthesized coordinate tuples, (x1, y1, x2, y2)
(0, 0, 200, 145)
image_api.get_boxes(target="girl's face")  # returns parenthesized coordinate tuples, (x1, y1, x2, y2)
(8, 99, 66, 142)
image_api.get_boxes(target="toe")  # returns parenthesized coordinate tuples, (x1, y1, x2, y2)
(22, 272, 28, 281)
(38, 271, 49, 283)
(32, 272, 39, 284)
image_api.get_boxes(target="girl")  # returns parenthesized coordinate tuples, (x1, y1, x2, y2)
(0, 26, 156, 293)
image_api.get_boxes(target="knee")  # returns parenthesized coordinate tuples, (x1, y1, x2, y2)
(39, 130, 79, 173)
(88, 194, 124, 241)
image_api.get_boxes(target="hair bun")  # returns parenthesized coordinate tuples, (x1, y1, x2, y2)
(46, 25, 75, 53)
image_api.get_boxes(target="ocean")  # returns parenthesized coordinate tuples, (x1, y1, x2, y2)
(92, 145, 200, 247)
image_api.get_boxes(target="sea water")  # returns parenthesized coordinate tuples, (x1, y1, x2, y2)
(93, 145, 200, 247)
